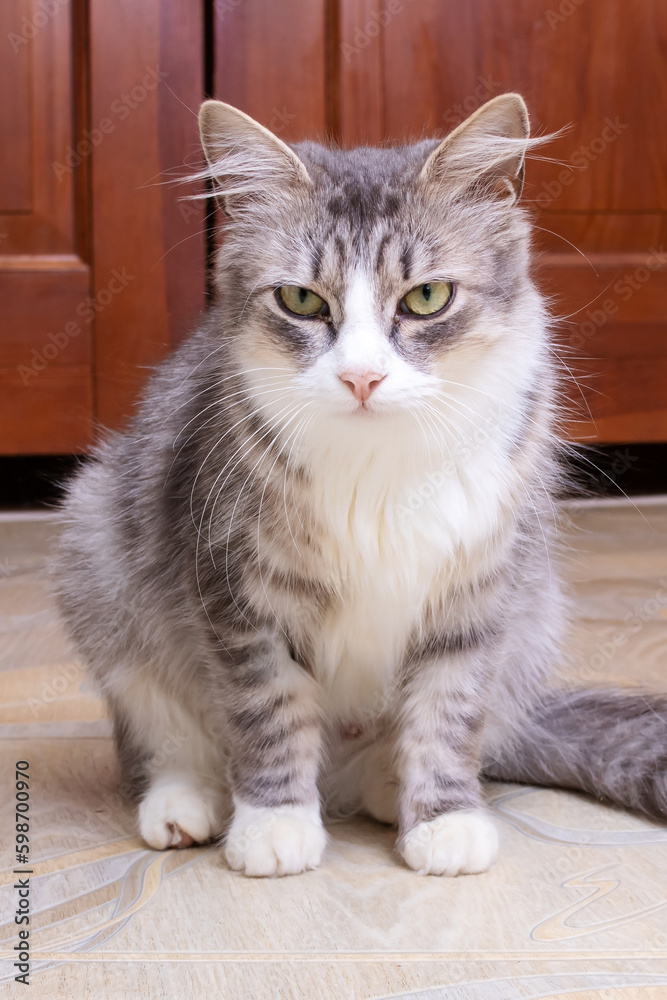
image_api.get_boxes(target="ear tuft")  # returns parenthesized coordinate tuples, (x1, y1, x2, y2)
(419, 93, 531, 204)
(197, 100, 311, 216)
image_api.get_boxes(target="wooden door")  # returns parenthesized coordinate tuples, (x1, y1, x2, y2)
(0, 0, 92, 453)
(214, 0, 667, 444)
(376, 0, 667, 443)
(2, 0, 665, 453)
(89, 0, 206, 432)
(0, 0, 205, 454)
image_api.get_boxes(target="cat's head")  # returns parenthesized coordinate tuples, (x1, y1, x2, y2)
(197, 95, 549, 450)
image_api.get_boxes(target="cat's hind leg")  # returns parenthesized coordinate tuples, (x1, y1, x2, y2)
(108, 672, 228, 849)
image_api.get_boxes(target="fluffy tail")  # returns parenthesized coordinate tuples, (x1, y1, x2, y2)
(484, 688, 667, 820)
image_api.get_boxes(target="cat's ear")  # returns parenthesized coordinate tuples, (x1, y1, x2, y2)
(419, 93, 530, 204)
(198, 100, 312, 217)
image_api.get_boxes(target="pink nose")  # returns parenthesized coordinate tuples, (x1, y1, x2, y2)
(338, 372, 386, 404)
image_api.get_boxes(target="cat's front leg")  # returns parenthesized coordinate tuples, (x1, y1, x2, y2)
(222, 636, 326, 877)
(395, 648, 498, 876)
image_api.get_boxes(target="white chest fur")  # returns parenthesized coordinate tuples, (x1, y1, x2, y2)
(300, 417, 513, 718)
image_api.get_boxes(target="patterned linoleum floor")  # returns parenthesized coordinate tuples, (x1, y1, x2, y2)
(1, 500, 667, 1000)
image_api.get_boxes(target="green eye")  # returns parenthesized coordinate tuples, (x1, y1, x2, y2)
(279, 285, 328, 317)
(401, 281, 454, 316)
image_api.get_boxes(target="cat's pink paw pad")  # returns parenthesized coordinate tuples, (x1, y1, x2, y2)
(165, 823, 194, 848)
(139, 780, 220, 850)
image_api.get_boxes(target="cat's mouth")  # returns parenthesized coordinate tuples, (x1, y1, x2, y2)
(342, 394, 414, 419)
(347, 399, 384, 418)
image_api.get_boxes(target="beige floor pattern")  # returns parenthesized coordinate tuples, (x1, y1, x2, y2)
(1, 500, 667, 999)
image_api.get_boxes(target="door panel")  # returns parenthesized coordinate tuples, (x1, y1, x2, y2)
(0, 0, 92, 453)
(90, 0, 206, 432)
(380, 0, 667, 442)
(214, 0, 328, 141)
(1, 0, 664, 452)
(0, 0, 206, 451)
(337, 0, 384, 145)
(210, 0, 667, 443)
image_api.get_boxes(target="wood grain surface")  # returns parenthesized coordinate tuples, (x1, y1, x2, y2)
(1, 0, 665, 451)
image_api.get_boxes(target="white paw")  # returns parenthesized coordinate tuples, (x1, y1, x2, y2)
(400, 808, 498, 876)
(225, 798, 326, 877)
(139, 777, 221, 850)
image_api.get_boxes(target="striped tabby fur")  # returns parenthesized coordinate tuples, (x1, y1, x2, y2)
(55, 95, 667, 877)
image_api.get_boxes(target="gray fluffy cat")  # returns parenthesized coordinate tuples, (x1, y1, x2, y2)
(56, 94, 667, 877)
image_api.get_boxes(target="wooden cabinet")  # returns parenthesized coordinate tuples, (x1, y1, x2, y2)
(1, 0, 665, 452)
